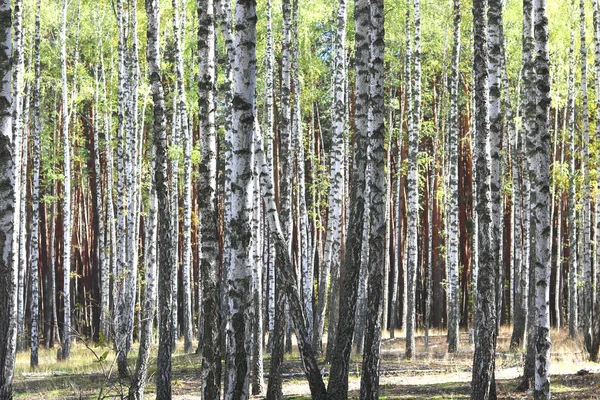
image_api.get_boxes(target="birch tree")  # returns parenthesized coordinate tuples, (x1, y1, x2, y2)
(197, 0, 221, 396)
(129, 144, 158, 400)
(61, 0, 73, 360)
(488, 0, 504, 328)
(30, 0, 42, 369)
(145, 0, 174, 393)
(360, 0, 385, 395)
(0, 0, 15, 395)
(470, 0, 498, 398)
(406, 0, 422, 360)
(326, 0, 370, 395)
(567, 17, 578, 339)
(170, 0, 194, 353)
(314, 0, 346, 354)
(579, 0, 593, 352)
(12, 0, 24, 353)
(447, 0, 461, 354)
(532, 1, 551, 397)
(223, 0, 257, 397)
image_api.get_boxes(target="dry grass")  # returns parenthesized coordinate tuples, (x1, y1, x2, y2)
(11, 328, 600, 399)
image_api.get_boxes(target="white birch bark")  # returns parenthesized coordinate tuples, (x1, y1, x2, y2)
(406, 0, 421, 360)
(12, 0, 24, 354)
(60, 0, 73, 360)
(470, 0, 498, 398)
(29, 0, 42, 369)
(224, 1, 257, 397)
(447, 0, 461, 354)
(197, 0, 221, 396)
(314, 0, 346, 352)
(360, 0, 385, 394)
(532, 0, 551, 397)
(145, 0, 173, 393)
(0, 1, 15, 395)
(579, 0, 593, 352)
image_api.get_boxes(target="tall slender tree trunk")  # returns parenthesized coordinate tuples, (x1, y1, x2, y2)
(470, 0, 498, 398)
(223, 1, 257, 397)
(128, 145, 158, 400)
(146, 0, 174, 394)
(532, 0, 551, 397)
(197, 0, 221, 396)
(254, 107, 327, 400)
(267, 0, 292, 396)
(360, 0, 385, 396)
(61, 0, 73, 360)
(316, 0, 346, 355)
(488, 0, 504, 333)
(0, 0, 16, 396)
(171, 0, 194, 354)
(579, 0, 593, 353)
(30, 0, 42, 369)
(12, 0, 24, 354)
(406, 0, 421, 360)
(590, 0, 600, 361)
(519, 0, 538, 390)
(447, 0, 461, 354)
(326, 0, 370, 396)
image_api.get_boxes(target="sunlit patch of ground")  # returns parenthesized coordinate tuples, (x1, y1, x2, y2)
(12, 328, 599, 399)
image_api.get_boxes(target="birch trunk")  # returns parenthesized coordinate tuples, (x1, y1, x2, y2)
(447, 0, 461, 354)
(532, 0, 552, 397)
(12, 0, 24, 354)
(470, 0, 498, 398)
(145, 0, 174, 394)
(406, 0, 421, 360)
(60, 0, 73, 360)
(0, 1, 15, 396)
(265, 0, 276, 354)
(519, 0, 538, 389)
(172, 0, 194, 353)
(223, 1, 257, 397)
(488, 0, 504, 331)
(128, 146, 158, 400)
(254, 111, 328, 400)
(580, 0, 593, 353)
(30, 0, 42, 369)
(267, 0, 292, 395)
(591, 0, 600, 361)
(314, 0, 346, 353)
(360, 0, 385, 395)
(326, 0, 370, 395)
(197, 0, 221, 396)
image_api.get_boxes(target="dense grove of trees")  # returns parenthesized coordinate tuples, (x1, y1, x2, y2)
(0, 0, 595, 399)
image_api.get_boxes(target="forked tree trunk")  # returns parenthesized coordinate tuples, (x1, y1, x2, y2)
(326, 0, 370, 396)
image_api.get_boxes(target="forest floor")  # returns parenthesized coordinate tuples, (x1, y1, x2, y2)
(12, 328, 600, 399)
